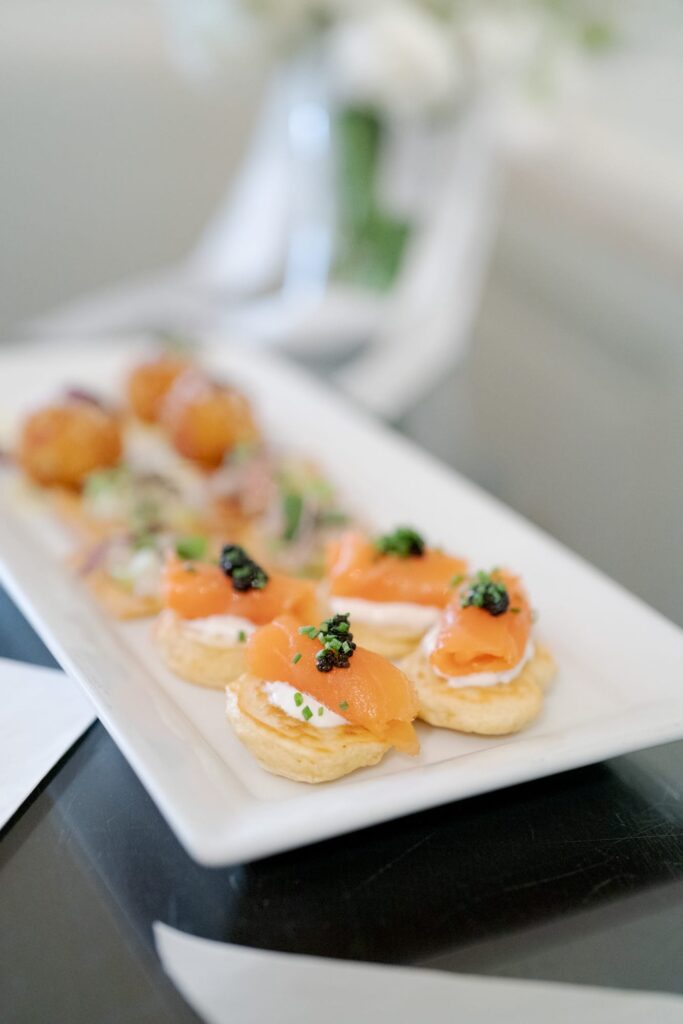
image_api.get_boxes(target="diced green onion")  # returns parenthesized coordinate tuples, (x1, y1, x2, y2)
(294, 692, 303, 707)
(175, 535, 208, 561)
(292, 652, 302, 665)
(302, 706, 313, 721)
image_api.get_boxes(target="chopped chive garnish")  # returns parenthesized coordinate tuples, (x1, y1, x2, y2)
(298, 625, 318, 638)
(300, 614, 357, 672)
(294, 692, 303, 707)
(292, 652, 302, 665)
(339, 701, 349, 711)
(175, 535, 208, 561)
(317, 707, 324, 717)
(302, 706, 313, 721)
(237, 630, 247, 643)
(450, 573, 465, 588)
(509, 607, 521, 614)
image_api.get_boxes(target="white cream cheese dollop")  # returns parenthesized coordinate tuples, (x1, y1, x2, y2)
(422, 625, 535, 688)
(263, 681, 349, 728)
(330, 597, 440, 633)
(183, 615, 256, 647)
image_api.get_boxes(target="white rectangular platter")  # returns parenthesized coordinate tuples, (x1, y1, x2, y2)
(1, 338, 682, 866)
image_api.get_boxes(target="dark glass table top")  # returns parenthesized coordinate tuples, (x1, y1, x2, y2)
(2, 586, 683, 1023)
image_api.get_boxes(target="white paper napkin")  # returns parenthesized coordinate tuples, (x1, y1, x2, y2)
(0, 657, 95, 828)
(154, 923, 683, 1024)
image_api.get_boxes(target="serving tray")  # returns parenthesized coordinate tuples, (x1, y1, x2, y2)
(1, 339, 682, 865)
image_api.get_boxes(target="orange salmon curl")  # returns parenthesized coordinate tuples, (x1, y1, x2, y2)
(247, 615, 420, 754)
(326, 531, 467, 608)
(162, 554, 318, 625)
(429, 570, 532, 678)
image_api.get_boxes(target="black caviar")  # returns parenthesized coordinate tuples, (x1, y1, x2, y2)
(460, 571, 510, 616)
(299, 613, 357, 672)
(375, 526, 425, 558)
(219, 544, 269, 592)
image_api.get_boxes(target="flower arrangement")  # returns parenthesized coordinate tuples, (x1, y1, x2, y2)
(162, 0, 612, 415)
(169, 0, 612, 121)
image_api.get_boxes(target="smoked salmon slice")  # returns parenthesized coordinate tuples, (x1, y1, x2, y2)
(429, 571, 532, 678)
(163, 555, 318, 624)
(326, 531, 467, 607)
(247, 615, 420, 753)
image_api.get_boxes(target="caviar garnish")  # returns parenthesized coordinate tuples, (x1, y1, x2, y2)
(219, 544, 269, 592)
(461, 570, 510, 616)
(299, 612, 357, 672)
(375, 526, 425, 558)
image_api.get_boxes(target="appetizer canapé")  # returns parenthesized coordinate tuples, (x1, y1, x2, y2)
(74, 531, 213, 621)
(18, 393, 121, 489)
(402, 569, 556, 735)
(325, 527, 467, 659)
(156, 545, 318, 688)
(226, 613, 419, 783)
(211, 449, 352, 579)
(160, 370, 259, 469)
(58, 465, 209, 543)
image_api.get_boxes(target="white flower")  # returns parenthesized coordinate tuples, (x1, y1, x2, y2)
(329, 1, 462, 119)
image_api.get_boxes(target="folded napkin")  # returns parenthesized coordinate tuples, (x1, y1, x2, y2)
(154, 923, 683, 1024)
(0, 657, 95, 828)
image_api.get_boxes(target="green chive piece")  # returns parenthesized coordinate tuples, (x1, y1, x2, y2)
(294, 692, 303, 707)
(281, 491, 304, 542)
(292, 652, 302, 665)
(339, 701, 349, 711)
(509, 607, 521, 615)
(450, 573, 465, 588)
(317, 707, 324, 717)
(237, 630, 247, 643)
(175, 535, 208, 561)
(302, 706, 313, 722)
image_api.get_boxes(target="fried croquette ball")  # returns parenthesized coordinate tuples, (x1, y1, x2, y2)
(160, 370, 258, 468)
(18, 399, 122, 488)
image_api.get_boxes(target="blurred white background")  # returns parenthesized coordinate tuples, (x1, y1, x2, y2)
(1, 0, 681, 624)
